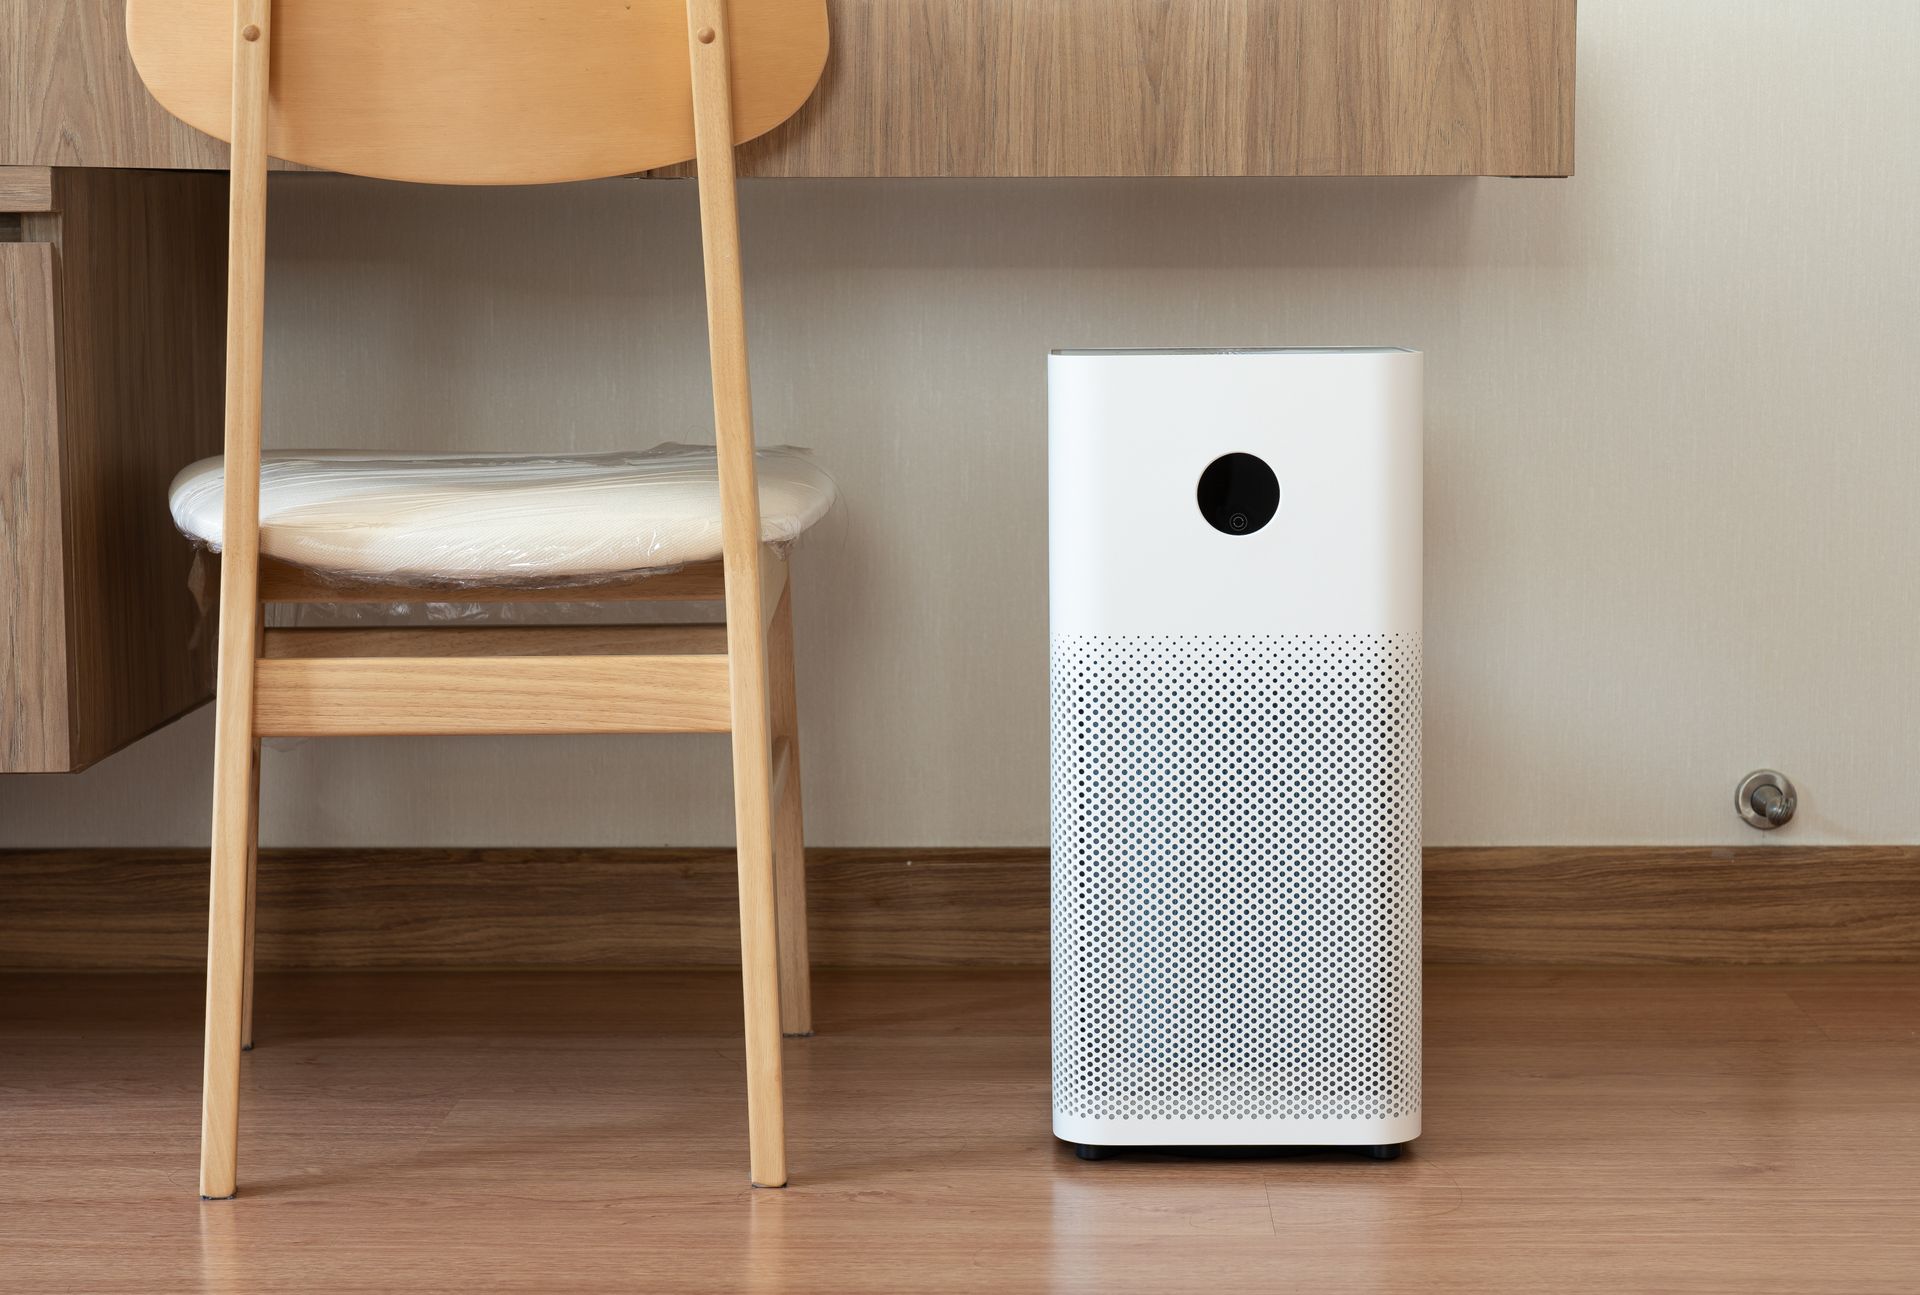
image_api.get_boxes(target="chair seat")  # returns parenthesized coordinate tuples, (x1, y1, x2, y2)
(169, 444, 836, 585)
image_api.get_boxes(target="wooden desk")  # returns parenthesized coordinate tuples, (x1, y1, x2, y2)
(0, 0, 1576, 771)
(7, 1, 1575, 177)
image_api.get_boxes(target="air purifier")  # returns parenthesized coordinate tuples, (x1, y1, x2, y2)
(1048, 347, 1422, 1159)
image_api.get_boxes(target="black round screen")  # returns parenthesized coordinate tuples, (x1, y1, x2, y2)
(1196, 452, 1280, 536)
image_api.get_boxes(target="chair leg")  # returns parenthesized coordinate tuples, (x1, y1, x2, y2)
(726, 606, 788, 1188)
(731, 743, 787, 1186)
(240, 740, 261, 1052)
(200, 688, 258, 1199)
(767, 585, 813, 1037)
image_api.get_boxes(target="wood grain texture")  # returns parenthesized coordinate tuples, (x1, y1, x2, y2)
(767, 579, 814, 1034)
(1, 169, 224, 773)
(252, 652, 737, 736)
(0, 848, 1042, 970)
(0, 165, 53, 210)
(689, 0, 787, 1186)
(1, 966, 1916, 1291)
(4, 846, 1916, 971)
(0, 244, 70, 769)
(0, 0, 231, 168)
(1423, 845, 1920, 965)
(759, 549, 788, 632)
(7, 0, 1575, 177)
(124, 0, 829, 184)
(239, 736, 259, 1049)
(676, 0, 1578, 177)
(197, 2, 274, 1198)
(43, 169, 226, 770)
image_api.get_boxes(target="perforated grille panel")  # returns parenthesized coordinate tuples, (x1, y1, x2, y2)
(1050, 633, 1422, 1124)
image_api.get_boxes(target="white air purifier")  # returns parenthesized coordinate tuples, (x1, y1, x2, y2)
(1048, 347, 1422, 1160)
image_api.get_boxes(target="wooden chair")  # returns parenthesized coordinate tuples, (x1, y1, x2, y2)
(126, 0, 832, 1196)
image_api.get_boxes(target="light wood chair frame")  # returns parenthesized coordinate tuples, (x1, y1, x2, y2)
(195, 0, 811, 1197)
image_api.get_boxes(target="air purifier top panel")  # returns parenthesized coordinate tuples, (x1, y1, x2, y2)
(1050, 347, 1417, 356)
(1049, 348, 1421, 638)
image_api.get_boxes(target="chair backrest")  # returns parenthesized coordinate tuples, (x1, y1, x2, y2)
(127, 0, 818, 678)
(126, 0, 829, 184)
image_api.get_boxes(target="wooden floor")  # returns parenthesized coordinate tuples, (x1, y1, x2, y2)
(1, 967, 1916, 1293)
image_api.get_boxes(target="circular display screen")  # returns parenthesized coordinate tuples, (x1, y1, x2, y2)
(1196, 452, 1281, 536)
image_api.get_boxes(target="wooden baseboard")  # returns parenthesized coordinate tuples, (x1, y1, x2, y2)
(0, 846, 1914, 969)
(0, 848, 1044, 971)
(1425, 846, 1920, 965)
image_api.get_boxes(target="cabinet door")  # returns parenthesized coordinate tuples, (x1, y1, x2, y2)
(1, 239, 71, 769)
(1, 167, 223, 772)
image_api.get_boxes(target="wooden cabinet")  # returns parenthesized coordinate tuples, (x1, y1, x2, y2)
(4, 0, 1576, 178)
(1, 168, 223, 771)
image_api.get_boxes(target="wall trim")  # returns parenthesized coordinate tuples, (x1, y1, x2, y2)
(0, 846, 1914, 969)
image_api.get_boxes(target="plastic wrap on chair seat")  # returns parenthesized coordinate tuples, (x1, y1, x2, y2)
(169, 444, 837, 586)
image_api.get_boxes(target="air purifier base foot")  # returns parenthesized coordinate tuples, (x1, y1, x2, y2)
(1065, 1140, 1413, 1163)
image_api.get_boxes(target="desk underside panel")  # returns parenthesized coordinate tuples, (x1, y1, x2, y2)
(4, 0, 1574, 178)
